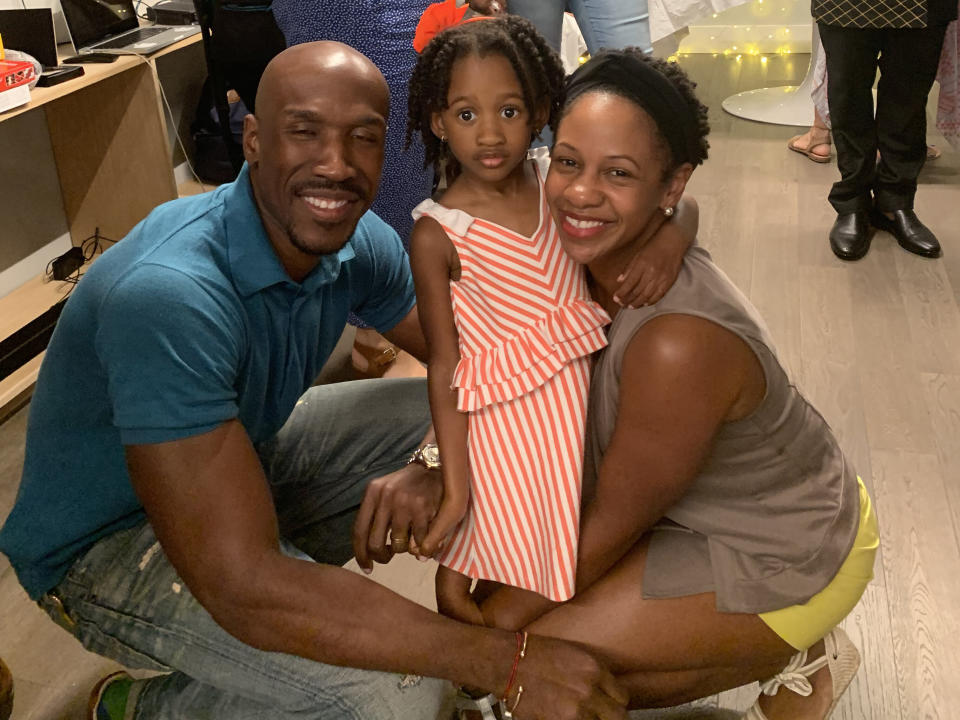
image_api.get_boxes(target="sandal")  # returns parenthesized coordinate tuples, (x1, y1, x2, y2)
(454, 690, 503, 720)
(351, 329, 400, 379)
(788, 131, 833, 163)
(744, 627, 860, 720)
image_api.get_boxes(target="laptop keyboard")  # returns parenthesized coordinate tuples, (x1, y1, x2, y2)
(95, 26, 166, 49)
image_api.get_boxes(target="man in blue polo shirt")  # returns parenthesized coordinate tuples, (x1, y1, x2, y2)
(0, 41, 627, 720)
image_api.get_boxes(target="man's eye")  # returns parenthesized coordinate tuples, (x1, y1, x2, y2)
(291, 127, 315, 137)
(353, 132, 379, 144)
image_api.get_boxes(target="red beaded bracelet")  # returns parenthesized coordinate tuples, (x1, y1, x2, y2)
(502, 631, 528, 707)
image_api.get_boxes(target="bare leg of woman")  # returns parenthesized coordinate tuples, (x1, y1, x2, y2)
(526, 537, 851, 718)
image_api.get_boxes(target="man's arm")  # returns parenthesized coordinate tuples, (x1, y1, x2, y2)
(382, 306, 428, 363)
(126, 421, 629, 719)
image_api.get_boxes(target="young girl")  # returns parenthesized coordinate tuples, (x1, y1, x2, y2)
(407, 16, 692, 626)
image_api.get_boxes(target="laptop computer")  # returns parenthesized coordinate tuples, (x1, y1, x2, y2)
(60, 0, 199, 57)
(0, 9, 59, 67)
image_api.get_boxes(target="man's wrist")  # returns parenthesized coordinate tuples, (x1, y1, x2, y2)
(407, 442, 441, 470)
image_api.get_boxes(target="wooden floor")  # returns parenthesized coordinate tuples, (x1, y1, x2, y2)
(1, 53, 959, 719)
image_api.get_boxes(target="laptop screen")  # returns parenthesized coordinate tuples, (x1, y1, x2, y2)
(60, 0, 139, 50)
(0, 9, 58, 68)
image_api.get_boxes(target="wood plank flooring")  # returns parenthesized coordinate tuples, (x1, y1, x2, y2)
(1, 53, 958, 718)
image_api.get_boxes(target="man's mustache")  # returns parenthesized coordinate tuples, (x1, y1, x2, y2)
(292, 179, 367, 198)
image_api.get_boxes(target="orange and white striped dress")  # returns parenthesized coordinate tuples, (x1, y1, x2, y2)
(412, 156, 610, 601)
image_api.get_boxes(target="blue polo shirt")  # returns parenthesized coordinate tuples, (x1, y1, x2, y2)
(0, 166, 416, 600)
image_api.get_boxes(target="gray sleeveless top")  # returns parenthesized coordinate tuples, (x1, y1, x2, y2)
(586, 245, 861, 614)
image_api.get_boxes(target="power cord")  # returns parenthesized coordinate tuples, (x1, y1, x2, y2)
(46, 228, 118, 290)
(132, 54, 208, 192)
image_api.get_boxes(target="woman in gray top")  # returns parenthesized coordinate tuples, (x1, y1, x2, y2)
(467, 50, 879, 719)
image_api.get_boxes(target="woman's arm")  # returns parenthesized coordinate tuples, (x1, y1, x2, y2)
(409, 216, 471, 558)
(574, 313, 759, 592)
(613, 196, 699, 309)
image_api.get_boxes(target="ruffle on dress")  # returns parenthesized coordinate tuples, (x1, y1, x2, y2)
(452, 298, 610, 411)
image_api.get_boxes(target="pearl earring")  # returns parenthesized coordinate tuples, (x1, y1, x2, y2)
(663, 206, 675, 217)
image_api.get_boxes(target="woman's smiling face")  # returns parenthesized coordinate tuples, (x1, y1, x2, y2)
(546, 91, 674, 269)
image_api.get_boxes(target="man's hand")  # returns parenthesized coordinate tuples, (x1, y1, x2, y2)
(352, 463, 443, 571)
(511, 635, 629, 720)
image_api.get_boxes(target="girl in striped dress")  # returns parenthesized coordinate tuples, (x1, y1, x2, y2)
(407, 16, 693, 623)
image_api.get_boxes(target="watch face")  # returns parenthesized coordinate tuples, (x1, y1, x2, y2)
(421, 444, 441, 468)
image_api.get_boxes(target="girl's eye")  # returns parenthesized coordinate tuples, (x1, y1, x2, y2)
(501, 106, 520, 119)
(457, 110, 474, 122)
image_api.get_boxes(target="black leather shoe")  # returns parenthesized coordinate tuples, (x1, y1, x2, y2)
(871, 209, 941, 258)
(829, 211, 872, 261)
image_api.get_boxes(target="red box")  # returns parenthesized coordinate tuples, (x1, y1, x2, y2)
(1, 58, 36, 91)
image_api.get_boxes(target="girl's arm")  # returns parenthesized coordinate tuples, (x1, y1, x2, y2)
(612, 195, 699, 309)
(409, 216, 472, 559)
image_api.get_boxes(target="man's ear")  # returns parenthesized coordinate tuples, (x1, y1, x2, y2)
(430, 112, 447, 141)
(662, 163, 694, 211)
(242, 114, 260, 167)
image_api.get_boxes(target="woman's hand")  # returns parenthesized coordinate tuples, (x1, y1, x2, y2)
(436, 565, 485, 625)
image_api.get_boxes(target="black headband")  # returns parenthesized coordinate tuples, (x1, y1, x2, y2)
(565, 52, 701, 167)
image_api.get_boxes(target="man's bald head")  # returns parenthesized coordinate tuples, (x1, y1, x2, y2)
(255, 41, 390, 123)
(242, 41, 392, 281)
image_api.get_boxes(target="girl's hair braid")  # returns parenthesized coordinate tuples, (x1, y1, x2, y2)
(406, 15, 566, 172)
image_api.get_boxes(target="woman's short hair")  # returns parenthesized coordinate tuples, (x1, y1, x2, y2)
(561, 49, 711, 178)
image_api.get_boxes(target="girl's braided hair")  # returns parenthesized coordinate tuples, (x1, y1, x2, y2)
(406, 15, 566, 172)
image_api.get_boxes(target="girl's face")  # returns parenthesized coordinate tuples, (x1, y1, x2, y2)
(546, 91, 688, 269)
(431, 53, 540, 183)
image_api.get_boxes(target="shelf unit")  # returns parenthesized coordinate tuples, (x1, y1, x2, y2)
(0, 36, 203, 417)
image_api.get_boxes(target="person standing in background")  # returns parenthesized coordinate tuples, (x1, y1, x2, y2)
(509, 0, 652, 55)
(815, 0, 957, 261)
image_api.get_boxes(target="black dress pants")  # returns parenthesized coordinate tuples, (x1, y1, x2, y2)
(818, 23, 947, 214)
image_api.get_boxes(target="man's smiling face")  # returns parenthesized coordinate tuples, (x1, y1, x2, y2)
(244, 42, 390, 279)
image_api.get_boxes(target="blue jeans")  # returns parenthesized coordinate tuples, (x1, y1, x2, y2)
(510, 0, 652, 55)
(38, 378, 448, 720)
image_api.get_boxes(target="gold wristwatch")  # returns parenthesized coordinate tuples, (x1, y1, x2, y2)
(407, 442, 441, 470)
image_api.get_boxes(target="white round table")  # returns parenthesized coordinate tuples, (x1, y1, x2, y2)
(721, 22, 820, 126)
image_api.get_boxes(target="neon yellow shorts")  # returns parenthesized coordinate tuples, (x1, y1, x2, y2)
(758, 478, 879, 650)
